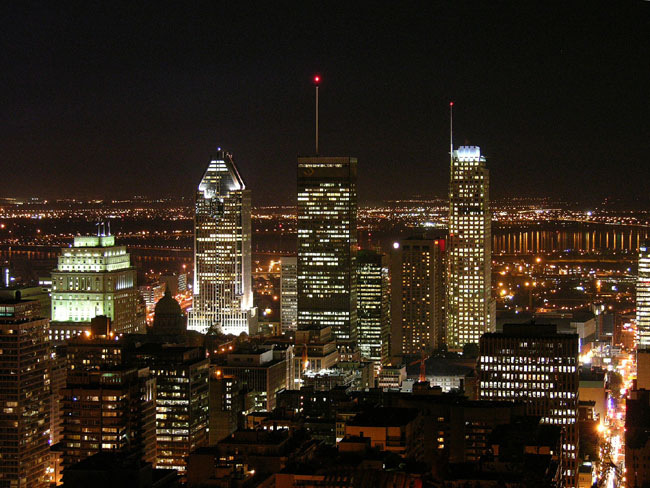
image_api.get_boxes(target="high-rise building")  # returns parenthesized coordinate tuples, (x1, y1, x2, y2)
(61, 365, 156, 468)
(637, 244, 650, 348)
(447, 146, 494, 349)
(357, 250, 390, 366)
(189, 149, 256, 335)
(130, 344, 209, 476)
(477, 324, 579, 488)
(50, 234, 141, 342)
(297, 156, 358, 346)
(0, 298, 50, 488)
(216, 346, 288, 411)
(391, 237, 446, 356)
(280, 256, 298, 333)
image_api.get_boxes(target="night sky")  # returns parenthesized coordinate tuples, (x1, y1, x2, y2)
(2, 2, 650, 205)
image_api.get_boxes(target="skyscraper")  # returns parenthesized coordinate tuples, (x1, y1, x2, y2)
(390, 236, 446, 356)
(189, 149, 256, 335)
(447, 146, 494, 350)
(0, 299, 50, 488)
(478, 324, 579, 488)
(357, 250, 390, 366)
(637, 244, 650, 348)
(297, 156, 358, 346)
(50, 234, 141, 342)
(280, 256, 297, 333)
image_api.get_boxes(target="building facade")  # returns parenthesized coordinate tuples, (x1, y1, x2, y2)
(0, 299, 50, 488)
(297, 156, 358, 346)
(357, 250, 390, 366)
(280, 256, 298, 333)
(189, 149, 256, 335)
(637, 244, 650, 348)
(50, 234, 141, 342)
(391, 237, 446, 356)
(131, 345, 209, 476)
(477, 324, 579, 488)
(447, 146, 493, 349)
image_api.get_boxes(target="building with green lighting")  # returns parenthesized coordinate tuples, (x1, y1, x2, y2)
(50, 234, 142, 342)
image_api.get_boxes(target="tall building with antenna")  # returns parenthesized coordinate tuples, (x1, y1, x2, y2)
(297, 75, 358, 347)
(297, 156, 358, 345)
(188, 149, 256, 335)
(446, 145, 494, 349)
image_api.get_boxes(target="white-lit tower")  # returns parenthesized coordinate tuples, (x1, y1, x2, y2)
(189, 149, 256, 335)
(447, 146, 494, 349)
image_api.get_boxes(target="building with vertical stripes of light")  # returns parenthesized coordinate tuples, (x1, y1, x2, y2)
(297, 156, 358, 347)
(188, 149, 256, 335)
(357, 250, 390, 367)
(637, 243, 650, 348)
(280, 256, 298, 333)
(447, 146, 494, 350)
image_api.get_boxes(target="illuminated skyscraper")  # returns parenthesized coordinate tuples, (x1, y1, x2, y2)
(280, 256, 298, 333)
(50, 234, 141, 342)
(189, 149, 256, 335)
(357, 250, 390, 366)
(0, 299, 50, 488)
(637, 244, 650, 348)
(391, 236, 446, 355)
(297, 156, 358, 345)
(447, 146, 494, 349)
(478, 324, 579, 488)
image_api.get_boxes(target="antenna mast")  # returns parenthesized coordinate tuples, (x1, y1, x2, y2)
(449, 101, 454, 171)
(314, 75, 321, 154)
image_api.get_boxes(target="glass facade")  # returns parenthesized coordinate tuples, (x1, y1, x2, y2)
(189, 150, 255, 335)
(447, 146, 493, 349)
(357, 250, 390, 366)
(297, 157, 358, 344)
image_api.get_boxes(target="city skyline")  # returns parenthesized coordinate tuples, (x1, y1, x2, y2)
(2, 4, 650, 204)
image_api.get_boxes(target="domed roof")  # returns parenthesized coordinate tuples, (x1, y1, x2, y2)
(152, 288, 186, 336)
(154, 288, 182, 316)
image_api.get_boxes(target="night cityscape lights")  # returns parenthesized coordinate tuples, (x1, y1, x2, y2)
(2, 4, 649, 487)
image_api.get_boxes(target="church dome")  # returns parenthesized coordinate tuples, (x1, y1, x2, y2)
(152, 288, 186, 335)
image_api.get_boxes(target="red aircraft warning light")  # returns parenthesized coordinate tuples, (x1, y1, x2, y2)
(314, 75, 321, 84)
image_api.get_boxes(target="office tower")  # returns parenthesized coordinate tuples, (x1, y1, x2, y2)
(390, 237, 446, 356)
(280, 256, 298, 333)
(49, 345, 67, 446)
(447, 146, 494, 350)
(189, 149, 256, 335)
(357, 250, 390, 366)
(637, 244, 650, 348)
(208, 372, 244, 444)
(297, 156, 358, 346)
(0, 299, 50, 488)
(477, 324, 579, 488)
(292, 326, 339, 388)
(61, 365, 156, 467)
(131, 344, 209, 476)
(216, 346, 287, 411)
(626, 389, 650, 488)
(50, 234, 141, 342)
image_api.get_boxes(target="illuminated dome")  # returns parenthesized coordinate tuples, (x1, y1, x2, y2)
(152, 288, 186, 336)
